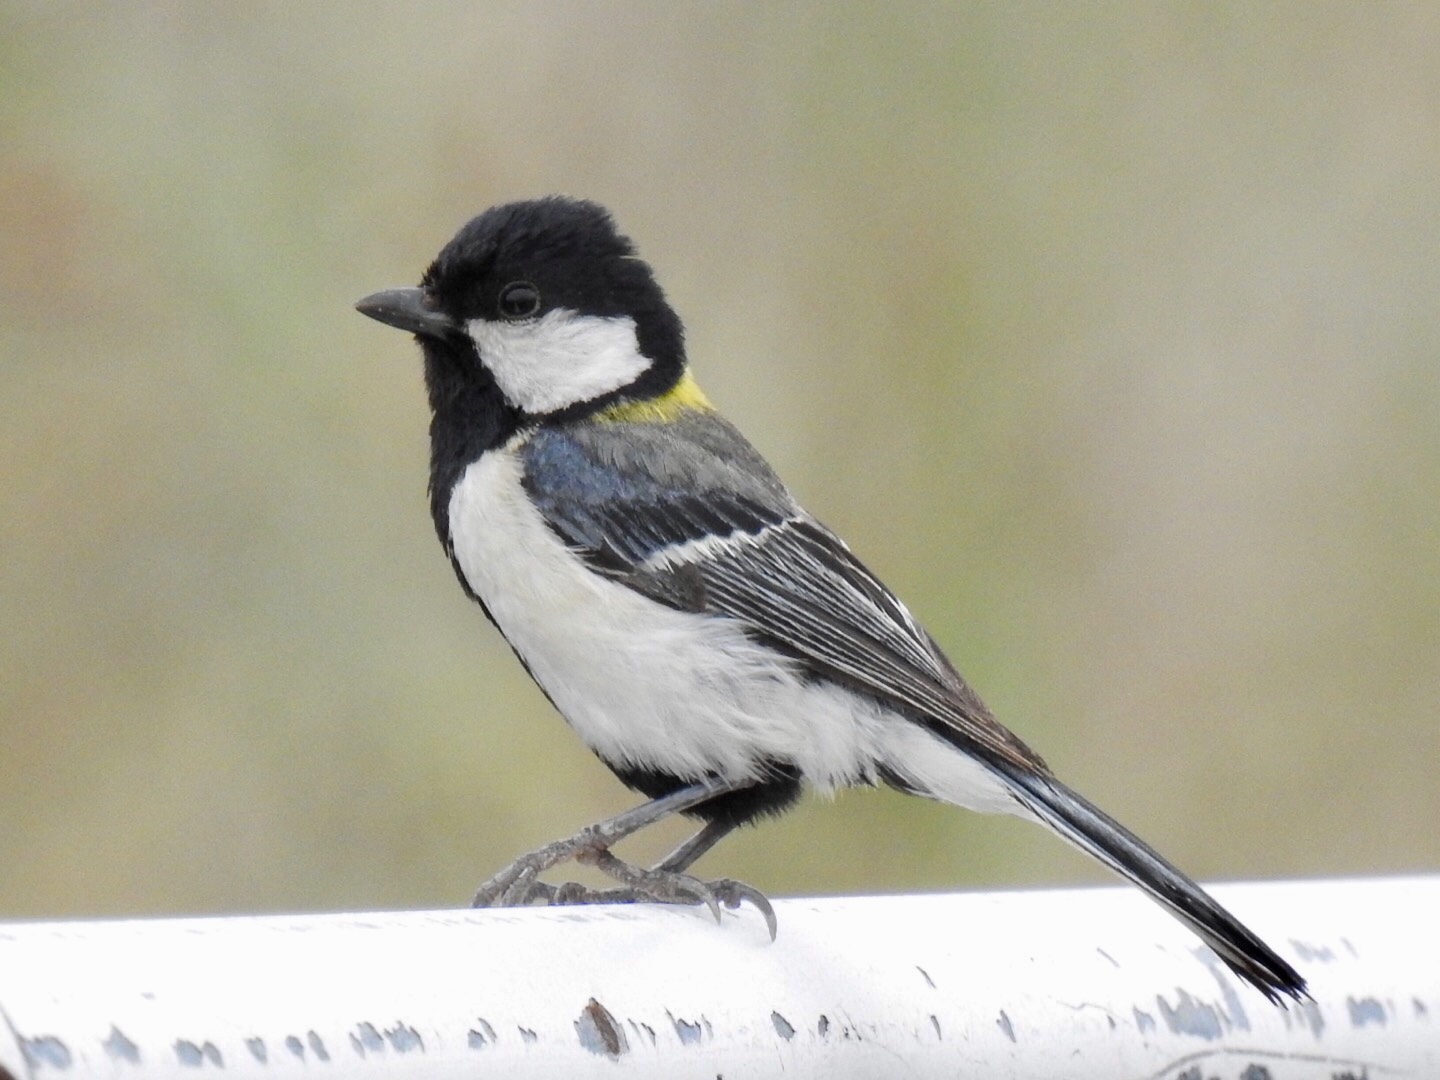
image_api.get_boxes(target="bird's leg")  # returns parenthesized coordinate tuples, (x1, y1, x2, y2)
(472, 781, 777, 937)
(648, 819, 777, 939)
(655, 817, 735, 872)
(472, 779, 738, 908)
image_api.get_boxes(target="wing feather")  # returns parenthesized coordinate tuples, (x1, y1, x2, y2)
(551, 505, 1043, 771)
(519, 418, 1044, 771)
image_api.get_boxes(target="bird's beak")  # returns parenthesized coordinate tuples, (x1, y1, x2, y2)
(354, 287, 460, 340)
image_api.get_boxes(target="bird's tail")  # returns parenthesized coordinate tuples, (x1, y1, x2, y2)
(994, 762, 1309, 1005)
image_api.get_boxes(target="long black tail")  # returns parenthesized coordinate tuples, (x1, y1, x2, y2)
(995, 763, 1309, 1004)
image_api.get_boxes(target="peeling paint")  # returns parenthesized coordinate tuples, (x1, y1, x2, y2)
(175, 1039, 222, 1067)
(245, 1037, 267, 1063)
(1290, 940, 1337, 963)
(576, 999, 629, 1058)
(1347, 997, 1386, 1028)
(329, 1020, 414, 1058)
(20, 1036, 72, 1070)
(518, 1027, 538, 1044)
(1292, 998, 1326, 1039)
(352, 1022, 384, 1056)
(1193, 945, 1250, 1033)
(286, 1034, 305, 1059)
(928, 1014, 941, 1040)
(384, 1022, 423, 1053)
(996, 1010, 1016, 1043)
(1133, 1007, 1156, 1035)
(770, 1012, 794, 1041)
(1157, 990, 1223, 1041)
(468, 1018, 497, 1049)
(626, 1020, 657, 1046)
(102, 1025, 140, 1064)
(817, 1015, 830, 1038)
(668, 1011, 703, 1045)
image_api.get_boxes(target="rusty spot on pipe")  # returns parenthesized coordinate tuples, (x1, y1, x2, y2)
(576, 998, 629, 1058)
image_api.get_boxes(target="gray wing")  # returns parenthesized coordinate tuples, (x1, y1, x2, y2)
(677, 516, 1045, 772)
(522, 416, 1047, 773)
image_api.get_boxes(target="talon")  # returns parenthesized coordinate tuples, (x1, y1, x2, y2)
(687, 877, 724, 925)
(706, 878, 778, 939)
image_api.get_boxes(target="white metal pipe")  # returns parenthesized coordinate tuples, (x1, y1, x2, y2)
(1, 876, 1435, 1079)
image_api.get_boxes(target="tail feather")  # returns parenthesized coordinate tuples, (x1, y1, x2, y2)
(996, 764, 1309, 1005)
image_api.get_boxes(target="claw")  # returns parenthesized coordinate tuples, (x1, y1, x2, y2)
(708, 878, 779, 940)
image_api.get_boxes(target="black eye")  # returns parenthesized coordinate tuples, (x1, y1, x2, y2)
(498, 281, 541, 319)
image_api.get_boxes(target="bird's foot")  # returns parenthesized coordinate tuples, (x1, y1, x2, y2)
(582, 848, 778, 939)
(471, 824, 612, 908)
(471, 840, 776, 938)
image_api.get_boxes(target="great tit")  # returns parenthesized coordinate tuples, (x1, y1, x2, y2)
(356, 196, 1307, 1004)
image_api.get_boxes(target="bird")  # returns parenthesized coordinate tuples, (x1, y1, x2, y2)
(355, 195, 1308, 1005)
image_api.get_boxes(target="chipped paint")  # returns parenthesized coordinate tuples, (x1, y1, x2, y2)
(915, 965, 936, 989)
(996, 1010, 1016, 1043)
(1290, 940, 1337, 963)
(102, 1025, 139, 1064)
(285, 1034, 306, 1059)
(1239, 1063, 1273, 1080)
(1293, 997, 1326, 1038)
(384, 1022, 423, 1052)
(1347, 997, 1386, 1028)
(576, 998, 629, 1058)
(349, 1021, 423, 1054)
(175, 1039, 222, 1066)
(668, 1011, 703, 1045)
(928, 1014, 941, 1040)
(770, 1012, 795, 1040)
(245, 1037, 267, 1063)
(1133, 1007, 1156, 1035)
(19, 1036, 71, 1070)
(306, 1030, 330, 1061)
(351, 1022, 384, 1056)
(518, 1026, 538, 1044)
(1192, 946, 1250, 1033)
(467, 1018, 497, 1049)
(1157, 990, 1223, 1041)
(817, 1015, 830, 1037)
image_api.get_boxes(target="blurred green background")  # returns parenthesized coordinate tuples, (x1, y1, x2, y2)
(2, 4, 1436, 920)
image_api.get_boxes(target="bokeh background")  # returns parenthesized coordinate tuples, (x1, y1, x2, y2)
(3, 4, 1436, 920)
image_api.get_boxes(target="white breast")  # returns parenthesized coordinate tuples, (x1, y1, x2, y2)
(446, 445, 1020, 814)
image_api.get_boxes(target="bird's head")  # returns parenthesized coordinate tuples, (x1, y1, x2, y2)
(356, 197, 686, 425)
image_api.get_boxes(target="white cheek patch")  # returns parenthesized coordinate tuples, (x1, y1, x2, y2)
(466, 309, 652, 414)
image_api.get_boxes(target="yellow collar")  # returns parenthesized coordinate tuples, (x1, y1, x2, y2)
(596, 371, 713, 423)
